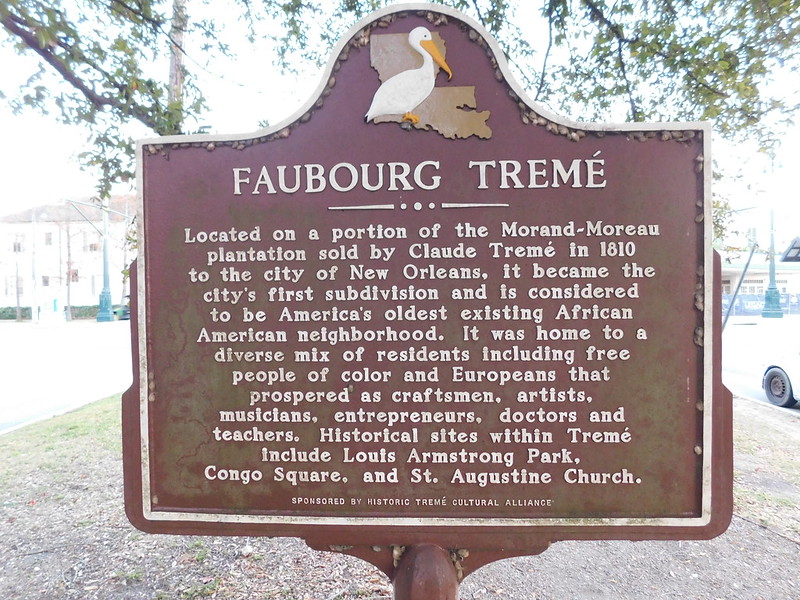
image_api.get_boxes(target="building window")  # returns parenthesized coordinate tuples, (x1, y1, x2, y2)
(88, 242, 100, 252)
(44, 232, 53, 246)
(42, 276, 50, 287)
(68, 269, 79, 283)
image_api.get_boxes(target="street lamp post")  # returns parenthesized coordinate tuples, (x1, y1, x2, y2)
(762, 209, 783, 318)
(69, 198, 131, 322)
(96, 199, 115, 322)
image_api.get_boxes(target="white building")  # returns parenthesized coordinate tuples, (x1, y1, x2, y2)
(0, 196, 136, 320)
(720, 245, 800, 316)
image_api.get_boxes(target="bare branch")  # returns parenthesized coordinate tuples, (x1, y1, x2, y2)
(537, 1, 558, 100)
(580, 0, 642, 120)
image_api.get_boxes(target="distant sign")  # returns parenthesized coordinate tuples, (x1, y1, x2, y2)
(124, 3, 731, 555)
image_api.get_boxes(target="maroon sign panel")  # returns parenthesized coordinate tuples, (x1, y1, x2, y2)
(124, 4, 731, 555)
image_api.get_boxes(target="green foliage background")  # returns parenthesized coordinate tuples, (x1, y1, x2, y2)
(2, 1, 798, 237)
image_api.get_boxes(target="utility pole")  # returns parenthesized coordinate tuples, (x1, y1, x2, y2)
(168, 0, 187, 131)
(15, 260, 22, 321)
(65, 221, 73, 321)
(31, 209, 39, 323)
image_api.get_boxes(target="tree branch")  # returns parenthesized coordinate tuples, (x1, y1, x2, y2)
(108, 0, 190, 61)
(616, 39, 640, 120)
(580, 0, 642, 120)
(582, 0, 635, 43)
(108, 0, 165, 34)
(537, 1, 559, 100)
(1, 12, 161, 130)
(582, 0, 729, 105)
(469, 0, 488, 31)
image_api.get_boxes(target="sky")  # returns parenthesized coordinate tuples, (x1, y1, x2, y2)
(0, 8, 320, 214)
(716, 132, 800, 253)
(0, 7, 798, 253)
(0, 25, 319, 213)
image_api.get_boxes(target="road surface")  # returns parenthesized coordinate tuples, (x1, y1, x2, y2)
(0, 319, 132, 434)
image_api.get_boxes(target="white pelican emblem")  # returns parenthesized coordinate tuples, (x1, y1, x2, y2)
(365, 26, 453, 125)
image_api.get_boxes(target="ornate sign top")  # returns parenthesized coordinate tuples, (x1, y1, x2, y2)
(365, 25, 491, 138)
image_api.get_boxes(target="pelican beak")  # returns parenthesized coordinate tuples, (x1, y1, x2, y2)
(420, 39, 453, 80)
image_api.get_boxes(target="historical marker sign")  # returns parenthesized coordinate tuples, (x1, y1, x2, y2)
(124, 3, 731, 562)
